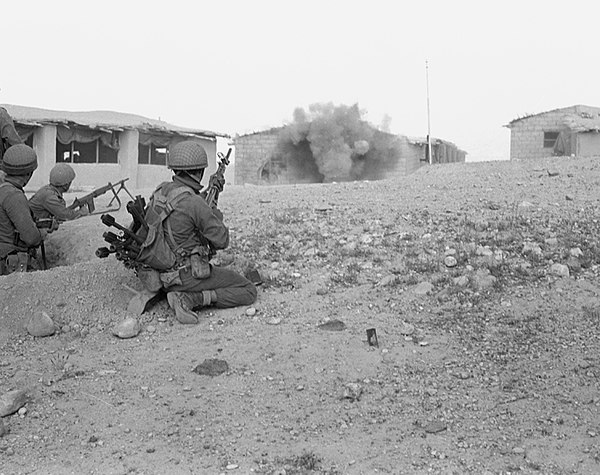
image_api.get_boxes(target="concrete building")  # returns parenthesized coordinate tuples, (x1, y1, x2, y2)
(233, 127, 466, 185)
(2, 104, 227, 191)
(505, 104, 600, 159)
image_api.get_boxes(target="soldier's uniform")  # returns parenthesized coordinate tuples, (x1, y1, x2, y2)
(138, 141, 257, 324)
(29, 164, 86, 222)
(0, 145, 44, 275)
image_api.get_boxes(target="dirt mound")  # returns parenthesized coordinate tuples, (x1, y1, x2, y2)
(1, 156, 600, 474)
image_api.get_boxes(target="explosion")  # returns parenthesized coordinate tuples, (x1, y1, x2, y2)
(274, 103, 402, 183)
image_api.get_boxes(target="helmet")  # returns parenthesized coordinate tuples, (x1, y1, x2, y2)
(167, 141, 208, 170)
(1, 144, 38, 175)
(49, 163, 76, 186)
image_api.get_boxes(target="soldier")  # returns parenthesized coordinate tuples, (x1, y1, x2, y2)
(0, 107, 24, 183)
(138, 140, 257, 323)
(29, 163, 89, 223)
(0, 144, 48, 274)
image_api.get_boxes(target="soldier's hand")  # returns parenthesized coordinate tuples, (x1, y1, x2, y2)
(212, 175, 225, 193)
(78, 207, 90, 218)
(49, 219, 60, 233)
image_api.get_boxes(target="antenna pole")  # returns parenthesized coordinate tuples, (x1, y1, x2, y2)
(426, 60, 432, 165)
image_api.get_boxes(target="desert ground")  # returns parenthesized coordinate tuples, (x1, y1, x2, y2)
(1, 155, 599, 475)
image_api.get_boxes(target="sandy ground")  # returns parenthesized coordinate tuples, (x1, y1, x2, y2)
(1, 156, 600, 474)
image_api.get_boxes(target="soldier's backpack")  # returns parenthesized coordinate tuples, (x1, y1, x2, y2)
(135, 185, 193, 271)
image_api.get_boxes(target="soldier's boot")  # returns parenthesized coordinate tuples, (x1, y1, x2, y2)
(127, 289, 162, 315)
(167, 290, 216, 324)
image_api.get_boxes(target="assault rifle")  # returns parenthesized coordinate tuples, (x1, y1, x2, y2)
(204, 148, 231, 206)
(68, 178, 134, 215)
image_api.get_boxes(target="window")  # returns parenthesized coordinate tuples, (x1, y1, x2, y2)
(138, 144, 168, 165)
(56, 140, 118, 164)
(544, 132, 559, 148)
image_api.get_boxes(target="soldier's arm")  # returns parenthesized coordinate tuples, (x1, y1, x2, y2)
(5, 193, 43, 247)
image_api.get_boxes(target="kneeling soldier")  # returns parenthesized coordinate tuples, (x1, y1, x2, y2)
(0, 145, 47, 274)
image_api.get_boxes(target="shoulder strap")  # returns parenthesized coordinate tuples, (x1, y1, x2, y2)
(161, 186, 194, 252)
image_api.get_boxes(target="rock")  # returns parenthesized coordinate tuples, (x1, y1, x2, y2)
(342, 383, 363, 402)
(476, 246, 493, 257)
(444, 256, 457, 267)
(570, 247, 583, 257)
(112, 317, 141, 339)
(566, 257, 582, 273)
(399, 323, 415, 335)
(318, 319, 346, 331)
(453, 275, 469, 287)
(245, 307, 257, 316)
(472, 269, 497, 290)
(413, 282, 434, 295)
(0, 418, 7, 437)
(316, 287, 329, 295)
(0, 389, 29, 417)
(550, 263, 570, 278)
(267, 317, 282, 325)
(193, 359, 229, 376)
(424, 421, 447, 434)
(26, 311, 55, 337)
(378, 274, 398, 286)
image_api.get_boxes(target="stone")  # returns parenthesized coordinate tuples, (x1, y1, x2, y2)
(413, 282, 434, 295)
(112, 317, 141, 339)
(318, 319, 346, 331)
(424, 421, 447, 434)
(472, 270, 497, 290)
(570, 247, 583, 257)
(245, 307, 257, 316)
(193, 359, 229, 376)
(26, 311, 55, 337)
(550, 263, 570, 278)
(444, 256, 457, 267)
(0, 389, 29, 417)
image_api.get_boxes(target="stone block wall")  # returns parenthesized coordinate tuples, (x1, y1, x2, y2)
(509, 109, 571, 160)
(234, 129, 281, 185)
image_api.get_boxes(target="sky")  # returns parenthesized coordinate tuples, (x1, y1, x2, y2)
(3, 0, 600, 162)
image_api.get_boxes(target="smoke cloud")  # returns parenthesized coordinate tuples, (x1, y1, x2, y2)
(275, 102, 402, 183)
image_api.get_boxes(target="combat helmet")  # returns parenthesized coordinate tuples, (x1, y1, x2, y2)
(49, 163, 76, 186)
(1, 144, 38, 175)
(167, 141, 208, 170)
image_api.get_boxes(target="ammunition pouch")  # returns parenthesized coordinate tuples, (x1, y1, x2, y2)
(159, 269, 183, 288)
(137, 266, 163, 293)
(189, 245, 211, 279)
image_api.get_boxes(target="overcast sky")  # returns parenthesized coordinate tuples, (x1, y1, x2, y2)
(3, 0, 600, 162)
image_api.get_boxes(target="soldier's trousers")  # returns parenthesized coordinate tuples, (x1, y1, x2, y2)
(166, 265, 257, 309)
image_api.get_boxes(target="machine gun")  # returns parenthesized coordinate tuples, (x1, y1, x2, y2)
(68, 178, 134, 215)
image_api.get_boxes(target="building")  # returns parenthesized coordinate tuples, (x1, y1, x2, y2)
(233, 127, 466, 185)
(505, 104, 600, 160)
(2, 104, 227, 191)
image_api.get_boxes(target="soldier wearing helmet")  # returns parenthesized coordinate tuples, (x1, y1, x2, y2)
(0, 144, 48, 274)
(29, 163, 89, 223)
(133, 140, 256, 323)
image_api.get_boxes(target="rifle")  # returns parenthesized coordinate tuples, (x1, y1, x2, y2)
(68, 178, 134, 215)
(204, 148, 231, 206)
